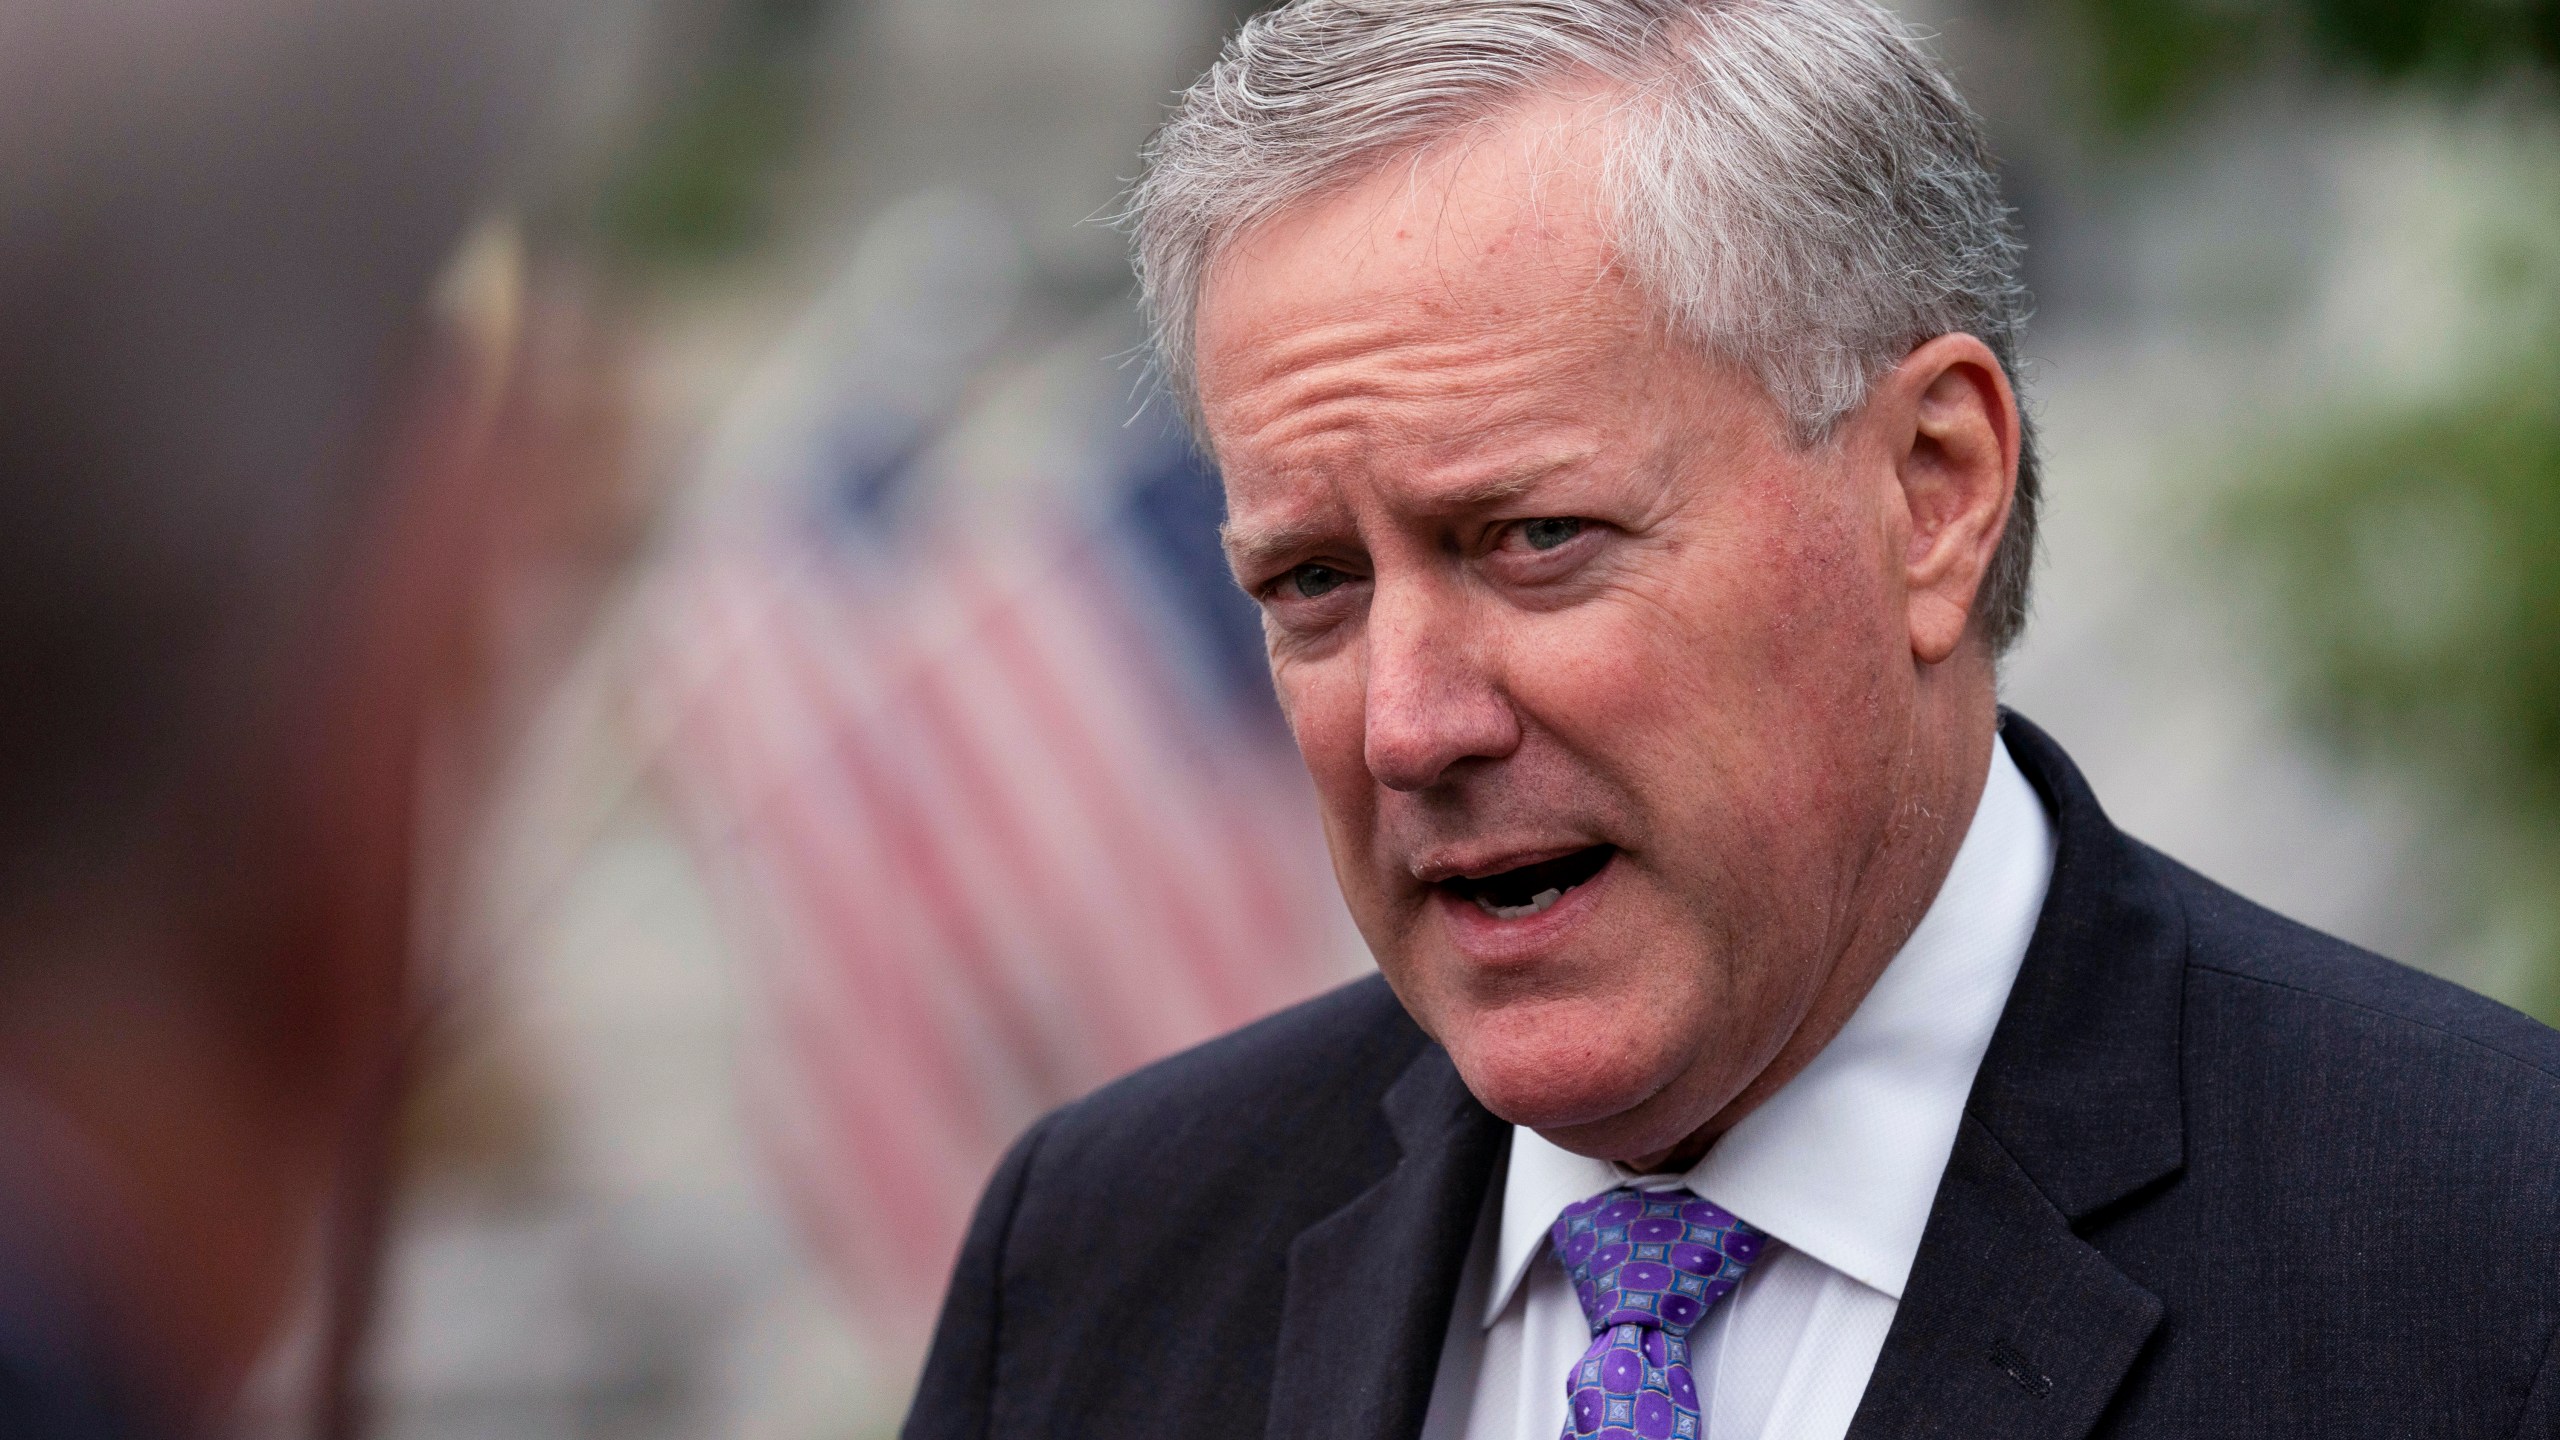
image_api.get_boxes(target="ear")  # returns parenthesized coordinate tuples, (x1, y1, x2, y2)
(1873, 333, 2019, 665)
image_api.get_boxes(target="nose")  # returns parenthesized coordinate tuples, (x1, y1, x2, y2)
(1361, 578, 1520, 792)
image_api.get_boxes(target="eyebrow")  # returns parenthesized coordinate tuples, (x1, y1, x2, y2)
(1219, 515, 1332, 584)
(1220, 451, 1597, 581)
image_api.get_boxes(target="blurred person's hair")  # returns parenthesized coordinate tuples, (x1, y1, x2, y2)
(1127, 0, 2041, 651)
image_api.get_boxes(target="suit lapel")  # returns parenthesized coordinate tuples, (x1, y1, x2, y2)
(1266, 1042, 1507, 1440)
(1848, 715, 2188, 1440)
(1843, 1114, 2163, 1440)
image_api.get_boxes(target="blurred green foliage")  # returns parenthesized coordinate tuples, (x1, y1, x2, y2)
(2065, 0, 2560, 127)
(599, 0, 836, 267)
(2071, 0, 2560, 1006)
(2229, 222, 2560, 1003)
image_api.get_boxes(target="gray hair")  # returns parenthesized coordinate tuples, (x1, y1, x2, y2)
(1127, 0, 2040, 652)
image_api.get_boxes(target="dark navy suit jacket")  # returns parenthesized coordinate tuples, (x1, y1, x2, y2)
(906, 715, 2560, 1438)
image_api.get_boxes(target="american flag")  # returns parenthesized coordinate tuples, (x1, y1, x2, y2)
(643, 208, 1356, 1335)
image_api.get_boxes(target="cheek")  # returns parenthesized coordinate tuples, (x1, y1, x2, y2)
(1656, 469, 1900, 718)
(1759, 468, 1903, 666)
(1273, 652, 1416, 960)
(1498, 541, 1769, 794)
(1273, 654, 1372, 821)
(1503, 475, 1901, 859)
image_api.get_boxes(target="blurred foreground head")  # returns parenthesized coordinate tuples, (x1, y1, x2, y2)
(0, 0, 566, 1431)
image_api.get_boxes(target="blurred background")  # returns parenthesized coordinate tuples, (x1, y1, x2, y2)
(190, 0, 2560, 1434)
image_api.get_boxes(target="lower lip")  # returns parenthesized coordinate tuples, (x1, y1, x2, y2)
(1430, 852, 1617, 963)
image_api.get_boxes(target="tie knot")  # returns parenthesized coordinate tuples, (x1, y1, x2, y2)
(1549, 1186, 1765, 1338)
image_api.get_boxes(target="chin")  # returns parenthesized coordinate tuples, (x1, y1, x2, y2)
(1530, 1097, 1716, 1165)
(1434, 991, 1689, 1137)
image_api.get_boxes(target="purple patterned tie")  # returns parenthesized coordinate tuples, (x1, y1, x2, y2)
(1549, 1187, 1767, 1440)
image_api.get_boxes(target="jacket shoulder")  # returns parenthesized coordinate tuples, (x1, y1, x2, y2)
(1028, 971, 1426, 1185)
(927, 975, 1429, 1433)
(2154, 848, 2560, 1088)
(2085, 848, 2560, 1434)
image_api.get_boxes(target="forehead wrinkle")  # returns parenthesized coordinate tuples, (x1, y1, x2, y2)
(1222, 439, 1601, 578)
(1205, 93, 1678, 590)
(1400, 448, 1602, 516)
(1208, 440, 1587, 579)
(1226, 317, 1613, 446)
(1204, 128, 1644, 448)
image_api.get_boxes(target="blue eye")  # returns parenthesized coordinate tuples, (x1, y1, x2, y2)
(1520, 517, 1584, 551)
(1288, 564, 1349, 599)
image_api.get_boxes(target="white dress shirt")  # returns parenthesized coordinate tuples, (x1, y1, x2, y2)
(1419, 732, 2056, 1440)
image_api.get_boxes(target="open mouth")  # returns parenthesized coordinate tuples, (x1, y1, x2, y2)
(1441, 846, 1616, 920)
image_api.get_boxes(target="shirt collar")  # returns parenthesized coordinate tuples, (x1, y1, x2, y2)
(1484, 732, 2055, 1326)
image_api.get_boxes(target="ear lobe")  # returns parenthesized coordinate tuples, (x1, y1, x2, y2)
(1889, 334, 2018, 666)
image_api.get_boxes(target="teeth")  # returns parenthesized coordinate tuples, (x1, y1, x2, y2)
(1476, 886, 1566, 920)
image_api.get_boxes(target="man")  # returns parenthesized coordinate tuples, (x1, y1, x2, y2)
(906, 1, 2560, 1436)
(0, 1, 567, 1434)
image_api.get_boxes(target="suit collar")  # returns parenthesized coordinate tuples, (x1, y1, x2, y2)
(1266, 1042, 1507, 1440)
(1845, 712, 2186, 1440)
(1845, 1113, 2167, 1440)
(1975, 712, 2187, 1221)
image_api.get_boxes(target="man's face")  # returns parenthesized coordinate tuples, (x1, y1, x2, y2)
(1196, 100, 1941, 1161)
